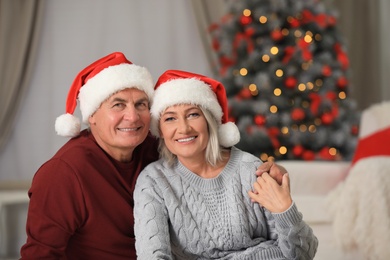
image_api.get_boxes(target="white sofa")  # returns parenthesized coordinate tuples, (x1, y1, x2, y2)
(279, 160, 363, 260)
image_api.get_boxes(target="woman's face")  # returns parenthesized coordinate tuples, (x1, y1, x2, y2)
(159, 104, 209, 162)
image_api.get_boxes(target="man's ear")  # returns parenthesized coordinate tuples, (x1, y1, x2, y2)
(88, 114, 96, 125)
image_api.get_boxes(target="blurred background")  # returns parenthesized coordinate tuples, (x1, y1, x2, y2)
(0, 0, 389, 258)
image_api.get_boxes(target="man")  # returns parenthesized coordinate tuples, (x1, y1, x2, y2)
(20, 52, 285, 259)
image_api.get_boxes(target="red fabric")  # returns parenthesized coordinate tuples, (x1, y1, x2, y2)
(20, 130, 159, 259)
(352, 127, 390, 165)
(65, 52, 132, 115)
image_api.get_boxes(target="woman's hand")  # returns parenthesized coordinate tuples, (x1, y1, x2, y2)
(248, 172, 292, 213)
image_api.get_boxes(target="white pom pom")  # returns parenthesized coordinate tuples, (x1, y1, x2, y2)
(55, 113, 81, 137)
(218, 122, 240, 147)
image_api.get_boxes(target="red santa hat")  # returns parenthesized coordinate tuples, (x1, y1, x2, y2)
(55, 52, 154, 137)
(150, 70, 240, 147)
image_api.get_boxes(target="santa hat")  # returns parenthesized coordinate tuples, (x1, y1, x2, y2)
(55, 52, 154, 137)
(150, 70, 240, 147)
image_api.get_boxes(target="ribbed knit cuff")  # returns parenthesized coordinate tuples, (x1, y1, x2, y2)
(272, 202, 303, 229)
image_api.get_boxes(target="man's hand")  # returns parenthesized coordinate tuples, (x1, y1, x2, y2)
(256, 157, 287, 185)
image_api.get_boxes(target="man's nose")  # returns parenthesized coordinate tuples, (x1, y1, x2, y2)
(123, 106, 140, 121)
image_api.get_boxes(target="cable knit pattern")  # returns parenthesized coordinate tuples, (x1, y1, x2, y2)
(134, 147, 318, 259)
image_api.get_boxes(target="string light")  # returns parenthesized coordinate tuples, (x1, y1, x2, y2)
(243, 9, 251, 16)
(329, 147, 337, 156)
(270, 105, 278, 113)
(299, 124, 307, 132)
(275, 69, 283, 77)
(281, 126, 289, 134)
(306, 82, 314, 90)
(260, 153, 269, 162)
(248, 83, 257, 92)
(279, 146, 287, 155)
(270, 46, 279, 55)
(259, 16, 267, 23)
(274, 88, 282, 96)
(304, 34, 313, 43)
(262, 54, 270, 62)
(339, 91, 346, 99)
(240, 68, 248, 76)
(308, 125, 317, 133)
(282, 28, 289, 36)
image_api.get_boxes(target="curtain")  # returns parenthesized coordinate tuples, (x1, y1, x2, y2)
(0, 0, 45, 152)
(332, 0, 382, 110)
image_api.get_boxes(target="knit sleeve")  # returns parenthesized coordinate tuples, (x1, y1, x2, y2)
(268, 202, 319, 259)
(134, 167, 173, 260)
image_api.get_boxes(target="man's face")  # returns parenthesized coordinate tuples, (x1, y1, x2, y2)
(88, 88, 151, 162)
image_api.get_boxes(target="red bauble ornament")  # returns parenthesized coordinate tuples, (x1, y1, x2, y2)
(238, 88, 252, 99)
(319, 147, 335, 160)
(321, 113, 333, 125)
(271, 29, 284, 41)
(292, 145, 304, 157)
(351, 125, 359, 135)
(291, 107, 306, 121)
(240, 15, 252, 26)
(322, 65, 332, 77)
(254, 115, 266, 126)
(337, 76, 348, 88)
(245, 27, 255, 37)
(288, 17, 300, 28)
(284, 76, 297, 89)
(325, 91, 337, 101)
(302, 150, 315, 161)
(267, 126, 280, 137)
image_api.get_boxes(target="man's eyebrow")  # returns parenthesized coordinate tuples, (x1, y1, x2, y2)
(110, 97, 126, 103)
(135, 97, 149, 103)
(109, 97, 149, 103)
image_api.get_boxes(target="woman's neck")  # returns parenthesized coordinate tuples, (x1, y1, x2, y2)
(179, 151, 230, 179)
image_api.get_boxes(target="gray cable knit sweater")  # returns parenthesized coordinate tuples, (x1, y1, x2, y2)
(134, 147, 318, 259)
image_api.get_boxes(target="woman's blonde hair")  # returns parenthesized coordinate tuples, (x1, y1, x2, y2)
(158, 106, 227, 167)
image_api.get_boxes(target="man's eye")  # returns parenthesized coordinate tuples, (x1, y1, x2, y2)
(136, 102, 148, 110)
(113, 103, 124, 108)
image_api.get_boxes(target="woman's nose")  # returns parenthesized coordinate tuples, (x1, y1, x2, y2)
(177, 119, 191, 133)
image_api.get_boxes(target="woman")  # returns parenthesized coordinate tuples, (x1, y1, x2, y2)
(134, 70, 318, 259)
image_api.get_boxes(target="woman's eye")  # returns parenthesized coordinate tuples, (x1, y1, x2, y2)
(164, 117, 175, 122)
(188, 113, 200, 118)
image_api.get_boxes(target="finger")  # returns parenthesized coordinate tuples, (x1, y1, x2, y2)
(256, 162, 271, 175)
(261, 172, 278, 186)
(252, 180, 262, 193)
(282, 173, 291, 193)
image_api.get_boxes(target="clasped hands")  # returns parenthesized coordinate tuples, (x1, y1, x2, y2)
(248, 159, 292, 213)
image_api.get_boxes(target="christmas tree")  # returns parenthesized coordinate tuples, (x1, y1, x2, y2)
(209, 0, 361, 161)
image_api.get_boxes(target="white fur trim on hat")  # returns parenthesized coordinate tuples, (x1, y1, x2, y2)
(78, 63, 154, 123)
(150, 78, 222, 135)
